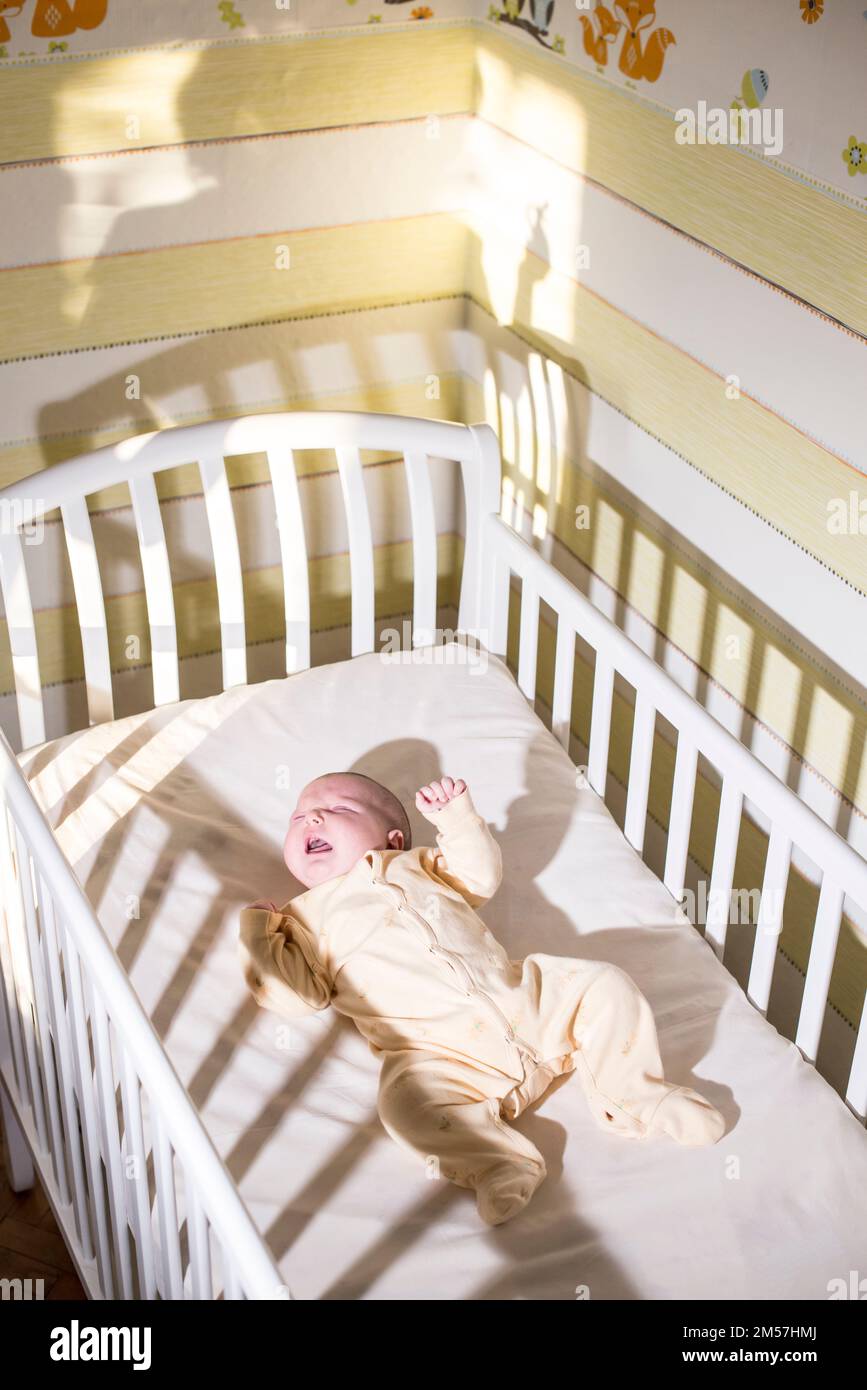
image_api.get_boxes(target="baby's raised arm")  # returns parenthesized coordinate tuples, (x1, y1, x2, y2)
(416, 776, 503, 908)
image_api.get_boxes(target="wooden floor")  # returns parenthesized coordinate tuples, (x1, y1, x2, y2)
(0, 1122, 87, 1299)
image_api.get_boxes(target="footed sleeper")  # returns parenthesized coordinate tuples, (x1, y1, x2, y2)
(239, 790, 725, 1225)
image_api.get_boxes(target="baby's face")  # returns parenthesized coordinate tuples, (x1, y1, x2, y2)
(283, 775, 403, 889)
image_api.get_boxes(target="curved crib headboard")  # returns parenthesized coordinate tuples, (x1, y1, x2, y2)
(0, 411, 502, 754)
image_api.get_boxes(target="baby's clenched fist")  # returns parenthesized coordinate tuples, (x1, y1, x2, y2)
(416, 776, 467, 816)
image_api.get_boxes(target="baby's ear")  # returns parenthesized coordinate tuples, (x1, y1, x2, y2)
(386, 828, 405, 851)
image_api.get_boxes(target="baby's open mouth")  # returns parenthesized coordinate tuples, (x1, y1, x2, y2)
(305, 834, 332, 855)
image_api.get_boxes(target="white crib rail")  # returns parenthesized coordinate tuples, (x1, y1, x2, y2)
(0, 411, 496, 753)
(0, 731, 285, 1299)
(479, 511, 867, 1122)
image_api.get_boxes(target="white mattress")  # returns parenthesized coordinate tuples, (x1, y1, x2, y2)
(17, 645, 867, 1300)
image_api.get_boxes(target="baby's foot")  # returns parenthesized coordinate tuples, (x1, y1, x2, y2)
(644, 1084, 726, 1147)
(475, 1158, 547, 1226)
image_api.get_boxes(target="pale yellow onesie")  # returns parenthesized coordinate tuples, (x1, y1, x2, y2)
(239, 790, 726, 1225)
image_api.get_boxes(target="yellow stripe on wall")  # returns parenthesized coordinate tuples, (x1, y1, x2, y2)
(0, 532, 463, 695)
(0, 214, 465, 361)
(0, 28, 476, 163)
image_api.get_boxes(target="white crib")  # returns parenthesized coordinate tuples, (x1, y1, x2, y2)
(0, 409, 865, 1300)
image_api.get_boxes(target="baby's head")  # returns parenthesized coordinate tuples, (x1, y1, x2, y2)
(284, 772, 412, 889)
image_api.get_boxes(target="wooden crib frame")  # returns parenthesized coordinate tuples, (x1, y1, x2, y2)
(1, 409, 865, 1300)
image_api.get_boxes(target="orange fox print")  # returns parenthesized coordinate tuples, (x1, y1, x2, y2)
(579, 4, 619, 65)
(614, 0, 675, 82)
(0, 2, 23, 44)
(31, 0, 108, 38)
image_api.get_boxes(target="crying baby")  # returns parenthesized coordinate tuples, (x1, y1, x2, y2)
(239, 771, 726, 1226)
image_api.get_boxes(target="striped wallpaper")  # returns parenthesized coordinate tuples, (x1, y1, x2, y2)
(0, 1, 865, 1037)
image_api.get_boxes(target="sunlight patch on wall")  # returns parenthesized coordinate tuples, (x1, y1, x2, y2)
(668, 566, 708, 678)
(711, 605, 755, 706)
(805, 687, 854, 801)
(756, 645, 802, 750)
(590, 495, 624, 589)
(628, 531, 664, 627)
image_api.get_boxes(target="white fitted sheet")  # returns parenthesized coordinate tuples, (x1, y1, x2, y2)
(17, 644, 867, 1300)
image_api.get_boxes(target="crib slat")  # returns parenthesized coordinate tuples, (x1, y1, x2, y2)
(223, 1258, 244, 1301)
(551, 621, 575, 751)
(747, 825, 792, 1015)
(62, 923, 114, 1295)
(88, 990, 135, 1298)
(129, 474, 180, 707)
(12, 823, 68, 1202)
(335, 446, 375, 657)
(456, 456, 480, 636)
(38, 877, 94, 1261)
(624, 691, 655, 854)
(588, 654, 614, 798)
(198, 454, 247, 690)
(0, 530, 46, 749)
(0, 808, 32, 1111)
(187, 1183, 213, 1299)
(485, 551, 510, 656)
(152, 1111, 184, 1299)
(0, 897, 28, 1153)
(61, 495, 114, 726)
(267, 447, 311, 674)
(663, 734, 698, 901)
(403, 450, 437, 646)
(795, 875, 844, 1063)
(846, 992, 867, 1121)
(705, 778, 743, 960)
(517, 581, 539, 700)
(119, 1052, 158, 1300)
(2, 820, 49, 1155)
